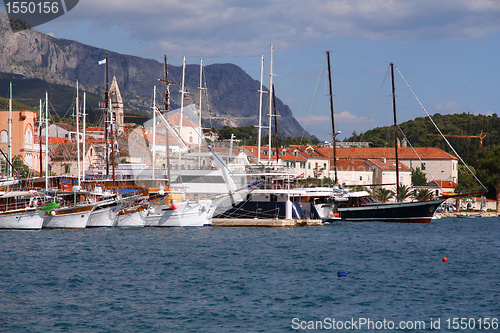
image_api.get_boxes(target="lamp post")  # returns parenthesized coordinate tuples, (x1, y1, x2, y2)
(333, 130, 341, 185)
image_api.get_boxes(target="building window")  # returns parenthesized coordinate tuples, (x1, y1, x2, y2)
(323, 163, 326, 169)
(359, 176, 362, 181)
(308, 163, 311, 169)
(65, 165, 71, 173)
(25, 127, 33, 146)
(0, 130, 7, 143)
(421, 163, 426, 171)
(300, 162, 305, 169)
(189, 136, 193, 143)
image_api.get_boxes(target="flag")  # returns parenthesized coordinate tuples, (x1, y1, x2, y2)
(295, 173, 304, 179)
(98, 58, 106, 65)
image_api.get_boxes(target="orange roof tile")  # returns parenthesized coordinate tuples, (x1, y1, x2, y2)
(366, 159, 412, 171)
(316, 147, 457, 160)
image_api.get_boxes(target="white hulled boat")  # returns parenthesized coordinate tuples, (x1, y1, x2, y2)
(0, 191, 46, 229)
(42, 203, 94, 229)
(42, 190, 95, 229)
(114, 196, 148, 227)
(145, 198, 215, 227)
(87, 198, 119, 227)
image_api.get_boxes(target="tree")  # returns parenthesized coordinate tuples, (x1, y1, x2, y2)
(476, 145, 500, 213)
(374, 188, 394, 203)
(411, 167, 427, 186)
(393, 184, 414, 202)
(12, 156, 30, 178)
(455, 165, 480, 194)
(414, 188, 433, 201)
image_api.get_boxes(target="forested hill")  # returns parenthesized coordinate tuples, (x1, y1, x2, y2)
(345, 112, 500, 198)
(346, 113, 499, 159)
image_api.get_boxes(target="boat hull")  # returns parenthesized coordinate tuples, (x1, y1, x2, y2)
(0, 208, 45, 229)
(42, 204, 94, 229)
(87, 201, 119, 227)
(115, 206, 146, 227)
(337, 199, 445, 223)
(145, 200, 215, 227)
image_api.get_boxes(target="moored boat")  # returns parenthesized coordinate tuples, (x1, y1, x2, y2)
(145, 197, 215, 227)
(42, 203, 95, 229)
(0, 191, 46, 229)
(114, 196, 148, 227)
(87, 198, 119, 227)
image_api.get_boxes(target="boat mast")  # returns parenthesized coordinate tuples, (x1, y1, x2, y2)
(272, 84, 279, 165)
(76, 79, 81, 187)
(198, 58, 204, 167)
(178, 56, 186, 168)
(8, 82, 12, 177)
(110, 92, 116, 187)
(45, 91, 49, 190)
(326, 51, 338, 184)
(39, 98, 43, 176)
(257, 55, 265, 164)
(390, 62, 400, 201)
(104, 52, 109, 178)
(82, 92, 86, 182)
(267, 44, 274, 164)
(152, 86, 157, 180)
(158, 55, 177, 187)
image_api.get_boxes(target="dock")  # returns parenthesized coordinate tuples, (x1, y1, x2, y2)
(211, 218, 323, 227)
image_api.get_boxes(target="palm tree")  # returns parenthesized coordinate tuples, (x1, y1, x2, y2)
(393, 184, 414, 202)
(414, 188, 433, 201)
(374, 188, 394, 203)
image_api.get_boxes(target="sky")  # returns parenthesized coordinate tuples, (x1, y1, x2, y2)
(2, 0, 500, 141)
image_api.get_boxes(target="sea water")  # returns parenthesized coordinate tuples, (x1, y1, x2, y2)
(1, 217, 499, 332)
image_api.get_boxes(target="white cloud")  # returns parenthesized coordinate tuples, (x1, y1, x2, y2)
(52, 0, 500, 58)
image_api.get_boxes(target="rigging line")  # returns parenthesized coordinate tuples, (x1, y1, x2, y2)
(394, 66, 487, 191)
(396, 125, 443, 192)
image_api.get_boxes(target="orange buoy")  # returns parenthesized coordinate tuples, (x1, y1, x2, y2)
(442, 257, 448, 262)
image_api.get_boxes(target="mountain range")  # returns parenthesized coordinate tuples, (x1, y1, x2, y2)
(0, 12, 309, 138)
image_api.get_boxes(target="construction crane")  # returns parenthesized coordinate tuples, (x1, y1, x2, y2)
(428, 130, 486, 147)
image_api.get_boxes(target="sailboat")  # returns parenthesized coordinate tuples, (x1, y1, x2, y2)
(143, 55, 217, 227)
(42, 84, 97, 229)
(323, 60, 446, 223)
(114, 194, 148, 227)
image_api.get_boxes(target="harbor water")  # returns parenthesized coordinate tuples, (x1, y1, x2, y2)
(1, 217, 499, 332)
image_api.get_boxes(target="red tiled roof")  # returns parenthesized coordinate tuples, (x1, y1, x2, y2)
(366, 159, 412, 171)
(336, 159, 371, 171)
(316, 147, 457, 160)
(86, 127, 105, 132)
